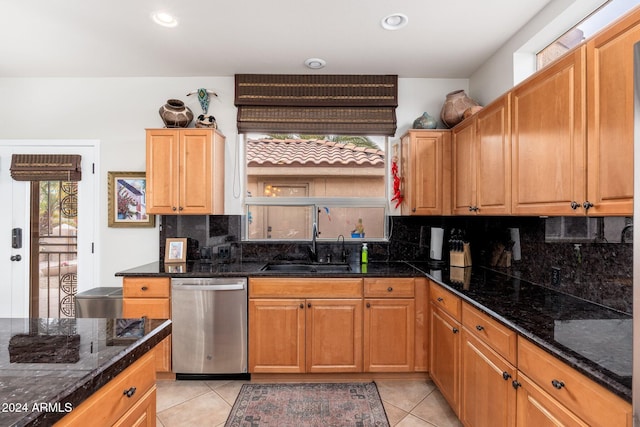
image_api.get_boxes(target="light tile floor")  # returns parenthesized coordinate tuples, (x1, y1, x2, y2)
(156, 378, 462, 427)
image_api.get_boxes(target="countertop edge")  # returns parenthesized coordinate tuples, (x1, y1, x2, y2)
(22, 319, 172, 427)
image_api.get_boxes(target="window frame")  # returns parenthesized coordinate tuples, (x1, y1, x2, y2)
(242, 134, 390, 242)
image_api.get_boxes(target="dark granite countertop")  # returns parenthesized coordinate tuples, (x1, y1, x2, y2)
(115, 260, 632, 402)
(0, 317, 171, 427)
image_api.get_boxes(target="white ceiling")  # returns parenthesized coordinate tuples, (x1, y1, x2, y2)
(1, 0, 554, 78)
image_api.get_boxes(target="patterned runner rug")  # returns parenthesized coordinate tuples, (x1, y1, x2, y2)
(224, 382, 390, 427)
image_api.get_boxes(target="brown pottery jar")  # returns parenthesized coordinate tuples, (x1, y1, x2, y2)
(159, 99, 194, 128)
(440, 90, 480, 128)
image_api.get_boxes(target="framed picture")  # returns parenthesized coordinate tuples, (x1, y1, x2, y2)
(165, 238, 187, 263)
(107, 171, 155, 228)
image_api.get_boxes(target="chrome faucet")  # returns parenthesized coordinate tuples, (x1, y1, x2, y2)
(310, 222, 319, 261)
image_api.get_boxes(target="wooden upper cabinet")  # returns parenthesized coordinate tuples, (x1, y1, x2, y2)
(586, 8, 640, 215)
(475, 94, 511, 215)
(512, 46, 586, 215)
(451, 117, 477, 215)
(452, 94, 511, 215)
(400, 130, 451, 215)
(146, 128, 225, 215)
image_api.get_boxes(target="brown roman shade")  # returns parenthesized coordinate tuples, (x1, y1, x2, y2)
(235, 74, 398, 136)
(10, 154, 82, 181)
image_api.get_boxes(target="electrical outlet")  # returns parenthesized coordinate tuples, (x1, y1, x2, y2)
(551, 267, 561, 286)
(218, 245, 230, 259)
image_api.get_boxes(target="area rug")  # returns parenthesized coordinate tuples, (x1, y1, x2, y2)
(224, 382, 390, 427)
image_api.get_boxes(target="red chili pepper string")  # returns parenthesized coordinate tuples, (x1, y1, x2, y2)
(390, 158, 403, 208)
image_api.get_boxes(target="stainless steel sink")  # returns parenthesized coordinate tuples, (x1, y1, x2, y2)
(261, 263, 352, 273)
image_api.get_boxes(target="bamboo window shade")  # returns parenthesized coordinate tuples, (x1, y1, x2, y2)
(10, 154, 82, 181)
(234, 74, 398, 135)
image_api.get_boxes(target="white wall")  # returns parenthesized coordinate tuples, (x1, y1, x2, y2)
(0, 76, 467, 287)
(469, 0, 607, 104)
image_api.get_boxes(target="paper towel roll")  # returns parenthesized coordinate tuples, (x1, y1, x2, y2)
(430, 227, 444, 261)
(509, 228, 521, 261)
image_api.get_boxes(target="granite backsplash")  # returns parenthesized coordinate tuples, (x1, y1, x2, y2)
(161, 215, 632, 314)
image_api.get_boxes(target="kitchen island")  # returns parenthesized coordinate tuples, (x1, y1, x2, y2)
(0, 317, 171, 427)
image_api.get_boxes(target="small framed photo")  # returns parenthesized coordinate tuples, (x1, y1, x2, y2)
(164, 263, 186, 273)
(108, 171, 155, 228)
(165, 238, 187, 263)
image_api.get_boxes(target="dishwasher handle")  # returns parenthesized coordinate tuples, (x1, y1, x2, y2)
(172, 282, 246, 291)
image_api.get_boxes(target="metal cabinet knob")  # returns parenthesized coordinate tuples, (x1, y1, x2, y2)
(123, 387, 136, 398)
(582, 201, 593, 210)
(366, 302, 371, 308)
(172, 206, 177, 211)
(512, 380, 521, 389)
(437, 297, 444, 302)
(307, 302, 311, 308)
(570, 201, 580, 210)
(452, 327, 459, 334)
(299, 303, 304, 309)
(551, 379, 565, 389)
(141, 286, 148, 291)
(476, 325, 484, 331)
(387, 287, 393, 292)
(502, 372, 512, 381)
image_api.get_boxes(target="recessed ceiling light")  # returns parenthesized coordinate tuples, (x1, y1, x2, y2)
(152, 11, 178, 28)
(381, 13, 408, 30)
(304, 58, 326, 69)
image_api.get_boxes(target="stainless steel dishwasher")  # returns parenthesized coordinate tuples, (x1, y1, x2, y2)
(171, 277, 248, 379)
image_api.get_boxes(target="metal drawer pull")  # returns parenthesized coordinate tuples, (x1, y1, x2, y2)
(475, 325, 484, 331)
(551, 379, 565, 389)
(387, 287, 393, 292)
(123, 387, 137, 398)
(452, 327, 459, 334)
(437, 297, 444, 302)
(502, 372, 511, 381)
(366, 302, 371, 308)
(299, 303, 304, 309)
(141, 286, 148, 291)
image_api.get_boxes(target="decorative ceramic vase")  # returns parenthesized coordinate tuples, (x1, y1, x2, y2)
(440, 90, 480, 128)
(412, 112, 437, 129)
(159, 99, 193, 128)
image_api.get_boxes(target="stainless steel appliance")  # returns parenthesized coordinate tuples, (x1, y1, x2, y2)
(171, 277, 248, 379)
(75, 287, 123, 318)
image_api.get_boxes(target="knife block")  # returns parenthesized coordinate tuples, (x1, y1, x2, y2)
(450, 243, 472, 267)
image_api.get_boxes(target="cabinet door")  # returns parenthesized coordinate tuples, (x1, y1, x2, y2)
(401, 131, 449, 215)
(113, 387, 156, 427)
(306, 299, 362, 373)
(364, 298, 415, 372)
(452, 117, 477, 215)
(430, 304, 461, 415)
(476, 94, 511, 215)
(586, 11, 640, 215)
(122, 298, 171, 373)
(516, 374, 588, 427)
(248, 299, 305, 373)
(512, 46, 586, 215)
(146, 129, 180, 214)
(461, 330, 516, 427)
(179, 129, 213, 214)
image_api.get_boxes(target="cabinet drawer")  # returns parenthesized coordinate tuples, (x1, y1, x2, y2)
(55, 352, 155, 426)
(364, 278, 414, 297)
(462, 302, 516, 364)
(123, 277, 170, 298)
(429, 281, 461, 320)
(518, 337, 632, 427)
(249, 278, 363, 298)
(123, 299, 170, 319)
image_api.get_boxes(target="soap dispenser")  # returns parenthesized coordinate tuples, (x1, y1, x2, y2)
(361, 243, 368, 264)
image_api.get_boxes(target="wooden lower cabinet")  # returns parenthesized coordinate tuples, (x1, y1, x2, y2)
(364, 298, 414, 372)
(248, 299, 306, 373)
(515, 373, 588, 427)
(56, 352, 156, 426)
(306, 299, 363, 372)
(248, 278, 364, 374)
(429, 303, 461, 415)
(460, 330, 516, 427)
(122, 277, 172, 373)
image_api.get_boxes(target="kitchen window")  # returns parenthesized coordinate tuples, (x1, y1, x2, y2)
(244, 134, 388, 241)
(537, 0, 638, 69)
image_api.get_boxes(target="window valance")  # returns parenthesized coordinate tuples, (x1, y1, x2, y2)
(10, 154, 82, 181)
(235, 74, 398, 136)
